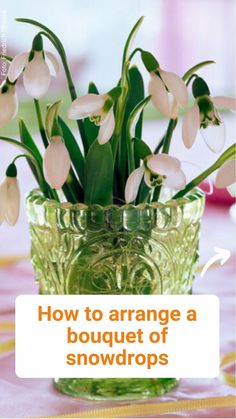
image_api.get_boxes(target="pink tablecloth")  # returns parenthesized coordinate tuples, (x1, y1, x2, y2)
(0, 203, 235, 419)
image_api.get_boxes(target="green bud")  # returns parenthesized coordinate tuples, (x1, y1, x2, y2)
(141, 50, 159, 72)
(51, 119, 63, 137)
(1, 78, 16, 94)
(6, 163, 17, 177)
(192, 77, 210, 98)
(32, 33, 43, 52)
(1, 81, 9, 94)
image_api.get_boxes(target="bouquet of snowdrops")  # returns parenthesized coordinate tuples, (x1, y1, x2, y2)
(0, 17, 235, 226)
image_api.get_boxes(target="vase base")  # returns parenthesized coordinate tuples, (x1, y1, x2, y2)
(54, 378, 178, 400)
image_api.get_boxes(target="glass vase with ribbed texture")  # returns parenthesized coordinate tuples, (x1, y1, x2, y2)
(25, 188, 205, 400)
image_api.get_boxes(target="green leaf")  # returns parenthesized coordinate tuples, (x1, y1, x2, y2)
(116, 66, 145, 198)
(125, 66, 145, 138)
(58, 116, 85, 186)
(84, 140, 113, 206)
(122, 16, 144, 67)
(183, 60, 215, 82)
(19, 119, 42, 165)
(127, 96, 150, 140)
(137, 178, 150, 204)
(125, 96, 150, 174)
(133, 138, 152, 160)
(83, 82, 99, 152)
(19, 119, 43, 185)
(88, 81, 99, 94)
(108, 86, 122, 101)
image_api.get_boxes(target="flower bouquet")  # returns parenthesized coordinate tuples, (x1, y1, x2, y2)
(0, 17, 235, 400)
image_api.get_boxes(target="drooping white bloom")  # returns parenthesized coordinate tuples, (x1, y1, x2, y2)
(8, 50, 59, 99)
(182, 96, 236, 152)
(43, 136, 71, 189)
(68, 93, 115, 144)
(0, 176, 20, 226)
(215, 159, 236, 197)
(148, 70, 188, 119)
(0, 82, 18, 128)
(125, 153, 186, 203)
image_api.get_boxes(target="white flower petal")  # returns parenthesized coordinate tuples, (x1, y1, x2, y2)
(148, 73, 171, 118)
(125, 166, 145, 203)
(45, 51, 60, 76)
(169, 95, 179, 119)
(43, 136, 71, 189)
(147, 154, 181, 176)
(215, 159, 236, 188)
(0, 178, 8, 225)
(212, 96, 236, 111)
(23, 53, 51, 98)
(200, 119, 225, 153)
(0, 88, 18, 128)
(227, 183, 236, 197)
(182, 102, 200, 148)
(7, 51, 29, 83)
(68, 94, 105, 120)
(160, 69, 188, 107)
(98, 109, 115, 144)
(5, 178, 20, 226)
(164, 169, 186, 190)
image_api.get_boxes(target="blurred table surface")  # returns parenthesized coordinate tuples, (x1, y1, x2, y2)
(0, 119, 236, 418)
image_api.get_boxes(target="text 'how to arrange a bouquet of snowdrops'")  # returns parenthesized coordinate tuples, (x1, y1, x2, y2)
(15, 295, 219, 378)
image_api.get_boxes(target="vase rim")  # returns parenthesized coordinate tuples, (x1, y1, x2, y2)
(26, 188, 205, 212)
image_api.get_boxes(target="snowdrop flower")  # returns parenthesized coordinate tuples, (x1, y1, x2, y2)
(68, 87, 121, 144)
(182, 76, 236, 152)
(141, 50, 188, 119)
(0, 80, 18, 128)
(7, 34, 59, 99)
(215, 159, 236, 197)
(125, 153, 186, 203)
(0, 164, 20, 226)
(43, 136, 71, 189)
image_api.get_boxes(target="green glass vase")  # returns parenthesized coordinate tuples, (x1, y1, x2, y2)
(26, 188, 205, 400)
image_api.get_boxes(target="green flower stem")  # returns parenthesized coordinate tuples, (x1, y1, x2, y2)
(112, 79, 129, 159)
(16, 19, 87, 153)
(186, 73, 198, 87)
(128, 47, 143, 62)
(113, 17, 144, 194)
(162, 118, 177, 154)
(154, 137, 164, 154)
(152, 119, 178, 202)
(0, 136, 51, 197)
(182, 60, 215, 82)
(173, 144, 236, 199)
(12, 153, 28, 163)
(34, 99, 49, 148)
(152, 185, 161, 202)
(127, 134, 135, 174)
(11, 153, 48, 195)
